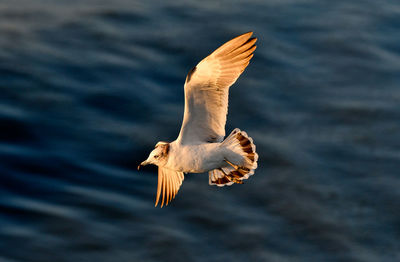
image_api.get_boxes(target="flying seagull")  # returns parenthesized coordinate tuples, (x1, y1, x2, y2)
(138, 32, 259, 207)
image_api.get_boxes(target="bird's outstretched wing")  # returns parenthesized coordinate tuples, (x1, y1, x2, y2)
(177, 32, 257, 145)
(155, 167, 184, 207)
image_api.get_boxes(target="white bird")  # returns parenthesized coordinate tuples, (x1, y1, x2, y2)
(138, 32, 259, 207)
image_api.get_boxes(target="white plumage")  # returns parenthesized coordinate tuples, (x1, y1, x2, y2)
(138, 32, 259, 207)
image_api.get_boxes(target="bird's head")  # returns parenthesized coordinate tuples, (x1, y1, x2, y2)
(138, 141, 170, 170)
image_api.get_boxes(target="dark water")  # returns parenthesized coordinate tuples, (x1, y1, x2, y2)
(1, 0, 400, 261)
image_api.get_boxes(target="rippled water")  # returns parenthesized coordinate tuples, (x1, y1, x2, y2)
(1, 0, 400, 261)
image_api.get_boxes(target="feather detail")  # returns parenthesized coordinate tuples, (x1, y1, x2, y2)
(209, 128, 258, 186)
(155, 167, 185, 207)
(177, 32, 257, 144)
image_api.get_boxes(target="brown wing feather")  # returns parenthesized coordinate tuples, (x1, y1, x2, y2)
(155, 167, 185, 207)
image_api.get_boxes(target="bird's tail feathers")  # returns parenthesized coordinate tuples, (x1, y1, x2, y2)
(209, 128, 258, 186)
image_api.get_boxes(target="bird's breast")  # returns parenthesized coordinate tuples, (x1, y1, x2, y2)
(166, 143, 223, 173)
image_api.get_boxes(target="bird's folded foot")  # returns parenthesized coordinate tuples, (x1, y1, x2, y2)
(224, 159, 249, 172)
(224, 159, 239, 170)
(225, 174, 244, 184)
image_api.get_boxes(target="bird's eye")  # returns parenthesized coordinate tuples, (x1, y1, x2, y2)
(154, 155, 159, 159)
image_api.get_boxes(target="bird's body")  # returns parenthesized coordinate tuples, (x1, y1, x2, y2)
(165, 142, 223, 173)
(138, 32, 259, 207)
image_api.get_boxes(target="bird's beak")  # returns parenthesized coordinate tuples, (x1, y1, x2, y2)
(137, 160, 148, 170)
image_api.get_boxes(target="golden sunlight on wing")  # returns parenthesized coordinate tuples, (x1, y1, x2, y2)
(177, 32, 257, 144)
(155, 167, 185, 207)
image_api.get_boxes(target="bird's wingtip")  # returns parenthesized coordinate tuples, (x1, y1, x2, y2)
(243, 31, 254, 37)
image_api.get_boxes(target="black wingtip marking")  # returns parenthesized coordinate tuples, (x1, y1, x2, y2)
(186, 66, 196, 83)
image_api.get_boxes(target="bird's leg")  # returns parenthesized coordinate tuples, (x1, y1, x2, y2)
(222, 166, 244, 185)
(224, 159, 239, 170)
(227, 176, 242, 183)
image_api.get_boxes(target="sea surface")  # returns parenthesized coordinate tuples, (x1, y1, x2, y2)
(1, 0, 399, 261)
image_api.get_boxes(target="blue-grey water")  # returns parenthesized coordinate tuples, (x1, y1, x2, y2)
(1, 0, 399, 261)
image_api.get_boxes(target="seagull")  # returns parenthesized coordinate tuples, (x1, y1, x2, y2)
(138, 32, 259, 207)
